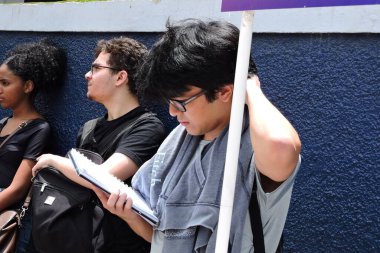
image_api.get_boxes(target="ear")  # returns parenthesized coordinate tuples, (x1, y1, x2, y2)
(218, 84, 234, 102)
(115, 70, 129, 87)
(24, 80, 34, 94)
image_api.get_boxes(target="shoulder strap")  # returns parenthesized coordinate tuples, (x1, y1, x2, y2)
(249, 176, 266, 253)
(100, 112, 153, 158)
(0, 119, 31, 149)
(19, 186, 33, 220)
(249, 175, 284, 253)
(0, 117, 8, 126)
(79, 117, 102, 148)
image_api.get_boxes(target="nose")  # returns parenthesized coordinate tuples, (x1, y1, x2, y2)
(168, 103, 181, 117)
(84, 70, 92, 80)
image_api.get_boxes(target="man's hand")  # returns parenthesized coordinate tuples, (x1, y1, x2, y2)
(92, 187, 153, 242)
(93, 188, 138, 222)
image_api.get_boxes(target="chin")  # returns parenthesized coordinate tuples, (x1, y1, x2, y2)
(185, 129, 202, 137)
(0, 104, 9, 109)
(184, 128, 195, 136)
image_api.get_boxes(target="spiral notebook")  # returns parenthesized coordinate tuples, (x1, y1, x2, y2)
(67, 148, 158, 226)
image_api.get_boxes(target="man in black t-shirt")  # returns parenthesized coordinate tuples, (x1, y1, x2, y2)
(33, 37, 166, 253)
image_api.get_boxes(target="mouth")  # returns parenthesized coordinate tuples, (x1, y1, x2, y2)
(179, 121, 189, 126)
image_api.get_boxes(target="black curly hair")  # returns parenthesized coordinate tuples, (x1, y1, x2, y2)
(137, 19, 258, 103)
(3, 39, 66, 101)
(95, 37, 147, 96)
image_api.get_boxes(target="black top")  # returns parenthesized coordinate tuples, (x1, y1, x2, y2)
(0, 118, 50, 188)
(75, 106, 166, 253)
(76, 106, 165, 167)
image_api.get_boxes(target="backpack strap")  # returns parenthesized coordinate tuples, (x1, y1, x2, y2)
(99, 112, 153, 159)
(249, 175, 284, 253)
(79, 112, 154, 159)
(79, 117, 102, 149)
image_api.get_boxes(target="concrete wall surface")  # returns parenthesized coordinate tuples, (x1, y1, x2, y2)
(0, 0, 379, 33)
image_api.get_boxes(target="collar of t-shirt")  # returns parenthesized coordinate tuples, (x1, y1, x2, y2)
(94, 106, 146, 142)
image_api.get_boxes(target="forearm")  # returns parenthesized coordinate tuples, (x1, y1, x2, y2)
(0, 159, 35, 211)
(33, 154, 94, 189)
(104, 153, 138, 181)
(0, 185, 29, 211)
(246, 77, 301, 181)
(125, 214, 154, 242)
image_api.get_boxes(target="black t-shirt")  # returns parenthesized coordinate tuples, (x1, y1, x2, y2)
(76, 106, 166, 253)
(76, 106, 165, 167)
(0, 118, 50, 188)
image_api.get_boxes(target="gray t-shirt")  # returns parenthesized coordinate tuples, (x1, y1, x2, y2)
(240, 157, 301, 253)
(151, 139, 211, 253)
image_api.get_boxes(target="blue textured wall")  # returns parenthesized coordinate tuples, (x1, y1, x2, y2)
(0, 32, 379, 251)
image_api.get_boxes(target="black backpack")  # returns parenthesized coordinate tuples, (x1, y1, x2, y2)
(31, 150, 104, 253)
(31, 112, 152, 253)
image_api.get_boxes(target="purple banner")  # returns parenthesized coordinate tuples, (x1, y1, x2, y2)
(222, 0, 380, 11)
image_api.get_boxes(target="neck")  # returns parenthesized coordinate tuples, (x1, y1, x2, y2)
(104, 95, 140, 121)
(11, 103, 40, 121)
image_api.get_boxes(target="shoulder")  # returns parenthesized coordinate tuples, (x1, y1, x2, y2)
(28, 119, 50, 132)
(133, 112, 166, 133)
(140, 112, 164, 127)
(24, 119, 51, 140)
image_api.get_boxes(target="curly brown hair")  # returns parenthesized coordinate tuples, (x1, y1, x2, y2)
(95, 37, 147, 95)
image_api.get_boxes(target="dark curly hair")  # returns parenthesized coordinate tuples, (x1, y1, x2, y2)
(137, 19, 258, 103)
(4, 39, 66, 101)
(95, 37, 148, 95)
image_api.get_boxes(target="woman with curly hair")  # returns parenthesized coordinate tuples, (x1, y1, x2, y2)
(0, 39, 66, 253)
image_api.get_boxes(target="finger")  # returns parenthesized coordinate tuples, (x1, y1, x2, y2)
(125, 197, 133, 210)
(115, 193, 128, 210)
(32, 167, 40, 177)
(107, 191, 121, 209)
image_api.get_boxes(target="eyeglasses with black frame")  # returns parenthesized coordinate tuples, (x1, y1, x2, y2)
(169, 90, 207, 112)
(90, 64, 121, 75)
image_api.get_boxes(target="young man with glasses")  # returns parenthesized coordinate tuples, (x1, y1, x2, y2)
(32, 37, 166, 253)
(96, 20, 302, 253)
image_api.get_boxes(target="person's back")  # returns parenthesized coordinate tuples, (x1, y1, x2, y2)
(33, 37, 166, 253)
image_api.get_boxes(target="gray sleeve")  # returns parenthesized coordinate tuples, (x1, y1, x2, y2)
(254, 155, 302, 253)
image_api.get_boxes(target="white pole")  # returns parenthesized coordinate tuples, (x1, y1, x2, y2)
(215, 10, 254, 253)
